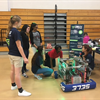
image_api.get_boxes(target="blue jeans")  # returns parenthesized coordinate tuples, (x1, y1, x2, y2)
(22, 50, 29, 74)
(36, 68, 53, 77)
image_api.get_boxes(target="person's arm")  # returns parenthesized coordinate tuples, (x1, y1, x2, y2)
(60, 51, 63, 58)
(83, 55, 85, 61)
(16, 40, 28, 64)
(14, 31, 28, 64)
(38, 31, 42, 46)
(40, 43, 42, 46)
(33, 44, 37, 49)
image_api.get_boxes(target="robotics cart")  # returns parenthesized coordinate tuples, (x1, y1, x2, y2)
(54, 54, 96, 92)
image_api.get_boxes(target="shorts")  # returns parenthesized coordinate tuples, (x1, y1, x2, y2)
(8, 55, 23, 67)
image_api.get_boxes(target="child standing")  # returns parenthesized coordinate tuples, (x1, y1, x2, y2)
(30, 23, 42, 55)
(20, 24, 30, 78)
(6, 15, 31, 96)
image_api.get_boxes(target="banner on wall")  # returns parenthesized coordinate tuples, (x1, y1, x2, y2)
(69, 24, 84, 56)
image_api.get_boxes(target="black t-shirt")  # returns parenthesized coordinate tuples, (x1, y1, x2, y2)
(6, 28, 22, 57)
(85, 54, 95, 70)
(80, 53, 95, 70)
(20, 32, 29, 50)
(31, 55, 43, 74)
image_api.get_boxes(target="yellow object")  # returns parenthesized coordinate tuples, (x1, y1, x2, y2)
(92, 48, 96, 51)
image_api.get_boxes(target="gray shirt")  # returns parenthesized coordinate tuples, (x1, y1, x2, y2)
(32, 31, 41, 47)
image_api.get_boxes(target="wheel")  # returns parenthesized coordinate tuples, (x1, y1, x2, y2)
(54, 71, 58, 79)
(60, 79, 96, 92)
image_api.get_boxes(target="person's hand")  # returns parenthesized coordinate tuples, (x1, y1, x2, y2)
(51, 67, 54, 71)
(41, 43, 42, 46)
(23, 58, 29, 64)
(35, 46, 38, 49)
(33, 44, 37, 49)
(83, 55, 85, 61)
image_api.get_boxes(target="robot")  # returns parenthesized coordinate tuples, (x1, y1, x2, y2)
(54, 51, 96, 92)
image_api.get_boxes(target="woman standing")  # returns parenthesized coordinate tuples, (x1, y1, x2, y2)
(30, 23, 42, 55)
(20, 24, 30, 78)
(6, 15, 31, 96)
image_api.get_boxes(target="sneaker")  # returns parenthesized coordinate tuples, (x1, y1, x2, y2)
(18, 90, 31, 96)
(34, 74, 42, 80)
(22, 73, 28, 78)
(11, 85, 17, 90)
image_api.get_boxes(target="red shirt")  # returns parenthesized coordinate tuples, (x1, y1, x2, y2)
(48, 49, 63, 59)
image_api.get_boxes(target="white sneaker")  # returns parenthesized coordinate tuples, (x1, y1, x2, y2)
(34, 74, 42, 80)
(18, 90, 31, 96)
(11, 85, 17, 90)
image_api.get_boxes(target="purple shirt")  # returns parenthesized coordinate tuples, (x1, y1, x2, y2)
(83, 36, 90, 43)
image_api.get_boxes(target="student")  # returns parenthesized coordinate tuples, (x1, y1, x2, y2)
(6, 15, 31, 96)
(30, 23, 42, 55)
(83, 32, 90, 44)
(45, 45, 63, 70)
(82, 44, 94, 70)
(79, 45, 95, 77)
(20, 24, 30, 78)
(31, 46, 53, 80)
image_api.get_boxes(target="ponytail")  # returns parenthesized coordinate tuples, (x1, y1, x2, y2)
(31, 46, 43, 65)
(7, 15, 21, 37)
(7, 18, 13, 37)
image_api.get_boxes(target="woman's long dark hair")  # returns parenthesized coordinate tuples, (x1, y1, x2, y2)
(31, 46, 43, 66)
(82, 45, 92, 57)
(21, 24, 29, 33)
(30, 23, 37, 33)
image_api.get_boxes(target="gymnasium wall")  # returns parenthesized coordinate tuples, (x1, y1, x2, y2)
(0, 9, 100, 45)
(1, 0, 100, 11)
(0, 0, 8, 11)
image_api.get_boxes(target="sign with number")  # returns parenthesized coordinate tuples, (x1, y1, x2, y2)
(72, 84, 90, 91)
(60, 79, 96, 92)
(61, 83, 90, 92)
(69, 24, 84, 56)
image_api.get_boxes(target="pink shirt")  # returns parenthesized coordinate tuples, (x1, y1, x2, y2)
(83, 36, 90, 43)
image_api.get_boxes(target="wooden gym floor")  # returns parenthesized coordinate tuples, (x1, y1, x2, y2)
(0, 47, 100, 100)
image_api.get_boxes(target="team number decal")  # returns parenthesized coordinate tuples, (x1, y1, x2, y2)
(72, 84, 90, 91)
